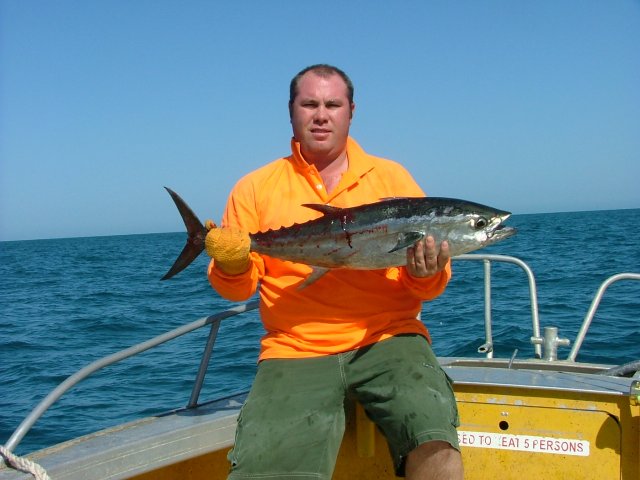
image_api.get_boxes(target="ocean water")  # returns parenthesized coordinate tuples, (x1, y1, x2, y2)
(1, 209, 639, 455)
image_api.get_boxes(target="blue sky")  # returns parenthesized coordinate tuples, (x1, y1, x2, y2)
(1, 1, 638, 241)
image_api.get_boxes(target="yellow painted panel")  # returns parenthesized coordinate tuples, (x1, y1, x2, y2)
(128, 449, 230, 480)
(457, 401, 620, 479)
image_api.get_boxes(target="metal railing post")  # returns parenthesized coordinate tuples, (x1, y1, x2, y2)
(188, 319, 222, 408)
(567, 273, 640, 361)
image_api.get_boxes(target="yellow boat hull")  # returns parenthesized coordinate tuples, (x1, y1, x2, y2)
(128, 368, 639, 480)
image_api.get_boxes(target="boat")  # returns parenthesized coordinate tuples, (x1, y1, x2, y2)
(1, 254, 639, 479)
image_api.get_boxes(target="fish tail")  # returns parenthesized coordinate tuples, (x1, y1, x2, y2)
(161, 187, 208, 280)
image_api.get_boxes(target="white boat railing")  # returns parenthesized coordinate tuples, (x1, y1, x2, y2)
(454, 254, 543, 359)
(568, 272, 640, 362)
(455, 255, 640, 362)
(3, 301, 260, 453)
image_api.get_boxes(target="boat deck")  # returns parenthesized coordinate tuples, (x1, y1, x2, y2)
(442, 358, 636, 396)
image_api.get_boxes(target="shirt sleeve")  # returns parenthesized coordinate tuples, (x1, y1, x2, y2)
(398, 260, 452, 300)
(207, 177, 264, 302)
(207, 252, 263, 302)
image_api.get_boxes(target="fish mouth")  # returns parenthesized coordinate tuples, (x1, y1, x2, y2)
(493, 224, 517, 238)
(488, 223, 517, 243)
(485, 213, 516, 243)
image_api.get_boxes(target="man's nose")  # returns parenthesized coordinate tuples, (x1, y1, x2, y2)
(313, 105, 328, 123)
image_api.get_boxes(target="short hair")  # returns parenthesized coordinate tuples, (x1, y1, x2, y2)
(288, 64, 355, 107)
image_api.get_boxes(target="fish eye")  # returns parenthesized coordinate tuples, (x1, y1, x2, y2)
(473, 217, 488, 230)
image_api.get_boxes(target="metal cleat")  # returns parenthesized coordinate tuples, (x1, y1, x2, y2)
(531, 326, 571, 361)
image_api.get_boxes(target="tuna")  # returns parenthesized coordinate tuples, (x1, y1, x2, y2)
(161, 187, 516, 280)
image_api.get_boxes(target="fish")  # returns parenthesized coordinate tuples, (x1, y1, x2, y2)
(161, 187, 516, 280)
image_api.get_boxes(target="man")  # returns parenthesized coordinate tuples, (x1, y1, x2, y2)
(206, 64, 463, 479)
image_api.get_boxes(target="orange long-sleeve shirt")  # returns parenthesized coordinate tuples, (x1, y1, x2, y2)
(208, 137, 451, 360)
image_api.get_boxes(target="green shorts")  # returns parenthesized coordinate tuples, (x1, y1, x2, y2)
(228, 334, 459, 479)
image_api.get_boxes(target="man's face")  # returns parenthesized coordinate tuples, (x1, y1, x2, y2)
(290, 72, 355, 166)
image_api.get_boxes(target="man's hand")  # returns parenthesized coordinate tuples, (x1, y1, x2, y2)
(406, 236, 450, 278)
(205, 226, 251, 275)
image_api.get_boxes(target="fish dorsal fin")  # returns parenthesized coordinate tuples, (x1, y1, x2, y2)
(388, 231, 425, 253)
(378, 196, 423, 201)
(302, 203, 343, 215)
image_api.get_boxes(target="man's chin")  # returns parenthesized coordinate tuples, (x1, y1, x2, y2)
(301, 141, 333, 156)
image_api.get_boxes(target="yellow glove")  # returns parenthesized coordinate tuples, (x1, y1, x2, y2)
(205, 222, 251, 275)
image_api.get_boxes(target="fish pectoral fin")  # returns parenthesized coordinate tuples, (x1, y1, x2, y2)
(298, 267, 330, 289)
(388, 232, 425, 253)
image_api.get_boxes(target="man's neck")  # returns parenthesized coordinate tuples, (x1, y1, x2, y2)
(315, 151, 348, 194)
(315, 150, 347, 176)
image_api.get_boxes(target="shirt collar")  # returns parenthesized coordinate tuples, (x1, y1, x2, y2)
(289, 136, 375, 179)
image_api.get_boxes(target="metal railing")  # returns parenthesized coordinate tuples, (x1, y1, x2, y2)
(3, 300, 260, 453)
(454, 256, 640, 362)
(568, 273, 640, 361)
(454, 254, 543, 359)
